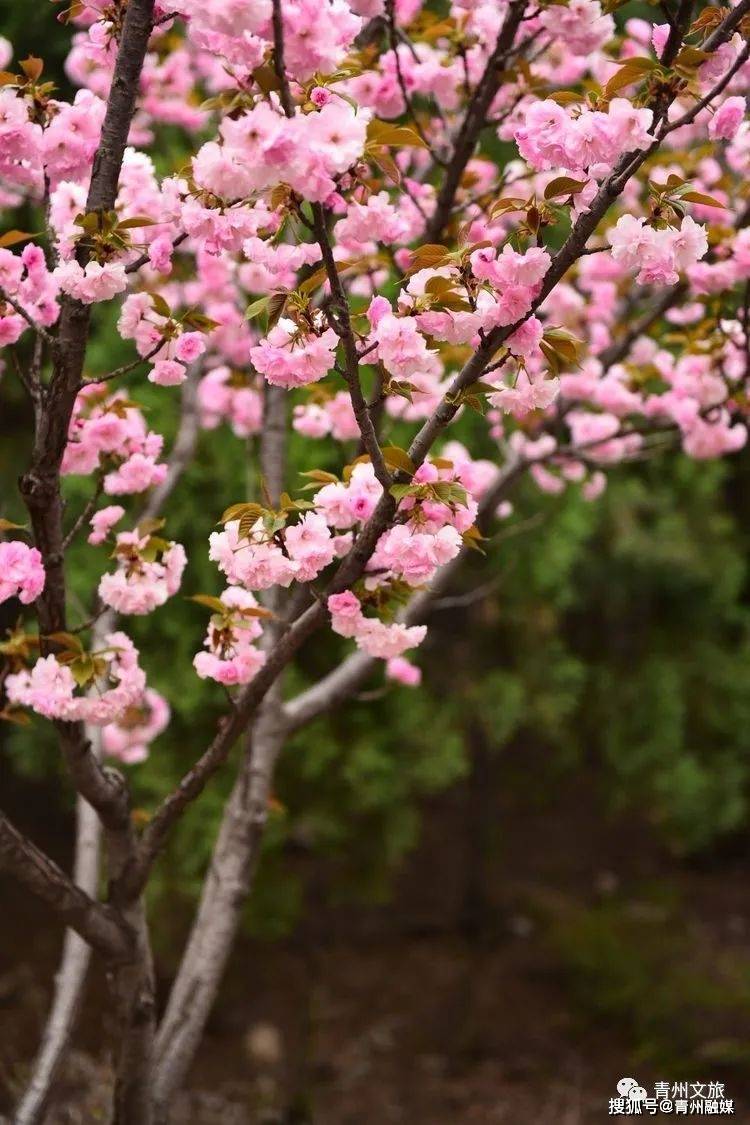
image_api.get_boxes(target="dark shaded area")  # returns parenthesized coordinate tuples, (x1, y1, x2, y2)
(3, 732, 750, 1123)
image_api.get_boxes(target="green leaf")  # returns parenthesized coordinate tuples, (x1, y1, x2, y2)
(389, 482, 419, 501)
(370, 149, 401, 185)
(544, 176, 588, 201)
(220, 502, 265, 525)
(137, 517, 166, 537)
(679, 191, 724, 209)
(299, 258, 368, 297)
(267, 290, 289, 329)
(70, 655, 96, 688)
(604, 57, 657, 97)
(432, 480, 469, 506)
(181, 310, 220, 332)
(20, 55, 43, 82)
(188, 594, 228, 614)
(245, 296, 269, 321)
(0, 230, 35, 249)
(406, 243, 450, 274)
(299, 469, 339, 484)
(252, 63, 282, 95)
(662, 173, 686, 192)
(44, 631, 84, 654)
(298, 266, 329, 296)
(489, 198, 527, 219)
(382, 446, 416, 476)
(117, 215, 156, 230)
(367, 119, 428, 149)
(151, 292, 171, 319)
(461, 525, 486, 553)
(75, 211, 100, 234)
(674, 45, 709, 72)
(237, 605, 275, 619)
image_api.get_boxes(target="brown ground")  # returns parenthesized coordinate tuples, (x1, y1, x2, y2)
(2, 745, 750, 1123)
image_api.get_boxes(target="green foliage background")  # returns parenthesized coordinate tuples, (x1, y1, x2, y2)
(2, 0, 750, 964)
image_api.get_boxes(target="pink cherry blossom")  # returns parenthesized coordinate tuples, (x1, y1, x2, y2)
(0, 541, 45, 605)
(6, 632, 146, 725)
(102, 688, 171, 764)
(88, 504, 125, 545)
(386, 656, 422, 687)
(99, 534, 187, 615)
(193, 586, 267, 685)
(709, 96, 746, 141)
(53, 259, 128, 304)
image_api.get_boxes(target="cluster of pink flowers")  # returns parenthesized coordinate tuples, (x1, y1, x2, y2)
(313, 461, 384, 529)
(0, 541, 45, 606)
(328, 591, 427, 659)
(538, 0, 614, 55)
(2, 0, 750, 729)
(172, 0, 361, 79)
(0, 79, 105, 194)
(0, 245, 58, 344)
(6, 632, 146, 725)
(249, 318, 339, 389)
(209, 510, 343, 591)
(54, 260, 128, 305)
(209, 520, 297, 591)
(367, 295, 435, 378)
(102, 688, 170, 764)
(202, 446, 498, 667)
(98, 531, 187, 616)
(193, 587, 267, 686)
(88, 505, 125, 546)
(515, 98, 655, 176)
(0, 87, 43, 192)
(192, 97, 370, 206)
(197, 366, 263, 438)
(292, 392, 359, 441)
(117, 294, 208, 387)
(608, 215, 708, 286)
(62, 387, 167, 496)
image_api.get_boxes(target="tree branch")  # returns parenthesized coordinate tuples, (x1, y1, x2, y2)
(13, 781, 103, 1125)
(424, 0, 528, 242)
(283, 450, 525, 730)
(0, 288, 55, 348)
(384, 0, 445, 164)
(19, 0, 157, 833)
(271, 0, 294, 118)
(598, 282, 687, 369)
(311, 202, 392, 490)
(16, 364, 203, 1123)
(139, 364, 202, 522)
(0, 811, 131, 961)
(151, 697, 286, 1118)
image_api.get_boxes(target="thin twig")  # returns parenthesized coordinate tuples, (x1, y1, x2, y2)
(85, 337, 165, 386)
(62, 475, 104, 551)
(0, 288, 55, 347)
(384, 0, 446, 164)
(311, 202, 392, 489)
(124, 230, 187, 275)
(271, 0, 295, 118)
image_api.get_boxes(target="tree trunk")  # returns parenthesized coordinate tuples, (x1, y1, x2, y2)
(151, 697, 286, 1122)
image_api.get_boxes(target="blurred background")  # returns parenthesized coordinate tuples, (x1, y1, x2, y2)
(3, 3, 750, 1122)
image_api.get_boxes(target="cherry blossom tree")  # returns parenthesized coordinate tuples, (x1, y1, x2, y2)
(1, 0, 749, 1120)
